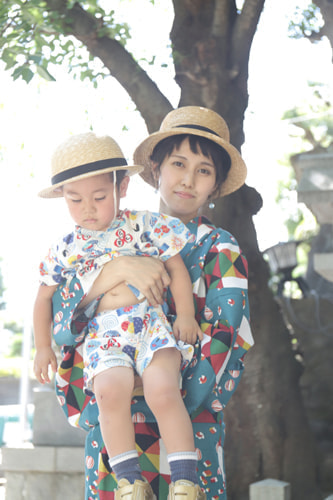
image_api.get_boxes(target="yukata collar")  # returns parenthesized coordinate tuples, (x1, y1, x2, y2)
(185, 216, 216, 246)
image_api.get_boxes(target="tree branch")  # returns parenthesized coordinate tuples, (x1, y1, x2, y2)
(44, 0, 172, 131)
(231, 0, 266, 71)
(313, 0, 333, 54)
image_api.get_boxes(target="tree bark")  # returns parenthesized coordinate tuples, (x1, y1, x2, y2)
(313, 0, 333, 53)
(45, 0, 173, 131)
(170, 1, 321, 497)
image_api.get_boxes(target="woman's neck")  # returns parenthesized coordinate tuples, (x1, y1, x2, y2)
(159, 199, 196, 225)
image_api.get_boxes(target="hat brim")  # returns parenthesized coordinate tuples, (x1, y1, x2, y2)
(38, 164, 143, 198)
(134, 128, 246, 197)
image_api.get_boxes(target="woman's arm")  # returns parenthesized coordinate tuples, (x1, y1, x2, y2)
(200, 237, 252, 381)
(80, 255, 171, 308)
(180, 229, 253, 414)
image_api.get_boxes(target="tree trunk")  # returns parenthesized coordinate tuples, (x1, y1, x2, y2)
(171, 1, 321, 498)
(313, 0, 333, 52)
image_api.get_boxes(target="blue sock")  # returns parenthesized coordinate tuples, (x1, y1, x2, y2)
(167, 451, 198, 484)
(109, 450, 142, 484)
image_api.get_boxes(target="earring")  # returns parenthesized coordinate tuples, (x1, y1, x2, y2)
(154, 175, 160, 194)
(208, 202, 215, 209)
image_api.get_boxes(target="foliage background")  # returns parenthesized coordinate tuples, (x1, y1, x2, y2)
(1, 0, 332, 323)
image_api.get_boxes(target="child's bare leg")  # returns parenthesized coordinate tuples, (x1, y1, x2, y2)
(143, 348, 195, 453)
(94, 366, 135, 456)
(143, 348, 199, 486)
(94, 366, 143, 485)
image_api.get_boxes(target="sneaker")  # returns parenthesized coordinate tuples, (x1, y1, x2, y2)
(168, 480, 206, 499)
(115, 478, 156, 500)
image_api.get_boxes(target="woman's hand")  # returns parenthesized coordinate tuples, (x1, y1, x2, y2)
(119, 256, 170, 305)
(81, 256, 170, 307)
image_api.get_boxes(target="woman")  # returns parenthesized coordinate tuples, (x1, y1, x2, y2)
(53, 106, 253, 499)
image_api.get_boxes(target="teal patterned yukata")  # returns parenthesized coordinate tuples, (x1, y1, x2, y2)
(53, 215, 253, 500)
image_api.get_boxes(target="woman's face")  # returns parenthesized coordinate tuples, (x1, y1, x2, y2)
(155, 137, 217, 224)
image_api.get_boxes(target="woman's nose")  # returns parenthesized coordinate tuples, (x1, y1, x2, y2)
(181, 171, 194, 187)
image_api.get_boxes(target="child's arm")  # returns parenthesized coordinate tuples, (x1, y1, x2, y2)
(33, 284, 58, 384)
(165, 254, 203, 345)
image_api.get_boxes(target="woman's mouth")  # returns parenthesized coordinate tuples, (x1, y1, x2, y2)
(175, 191, 194, 199)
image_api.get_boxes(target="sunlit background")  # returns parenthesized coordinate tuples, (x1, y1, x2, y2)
(0, 0, 332, 324)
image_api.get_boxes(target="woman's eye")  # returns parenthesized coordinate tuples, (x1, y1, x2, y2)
(95, 196, 106, 201)
(173, 161, 184, 167)
(71, 199, 81, 203)
(199, 168, 211, 175)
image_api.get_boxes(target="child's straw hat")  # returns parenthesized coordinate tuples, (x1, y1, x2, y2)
(39, 132, 143, 198)
(133, 106, 247, 197)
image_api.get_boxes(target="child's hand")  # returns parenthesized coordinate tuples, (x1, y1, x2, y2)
(172, 315, 203, 345)
(33, 347, 58, 384)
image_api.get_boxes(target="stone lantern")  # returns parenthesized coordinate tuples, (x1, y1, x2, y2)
(292, 150, 333, 297)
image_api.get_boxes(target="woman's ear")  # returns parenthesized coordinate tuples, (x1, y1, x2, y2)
(209, 182, 219, 200)
(151, 162, 160, 189)
(119, 175, 130, 198)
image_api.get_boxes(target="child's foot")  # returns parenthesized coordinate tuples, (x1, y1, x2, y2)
(168, 480, 206, 499)
(115, 478, 156, 500)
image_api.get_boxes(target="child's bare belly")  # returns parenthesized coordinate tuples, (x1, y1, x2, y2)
(96, 282, 143, 314)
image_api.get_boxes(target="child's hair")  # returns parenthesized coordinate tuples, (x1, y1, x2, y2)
(150, 135, 231, 195)
(109, 170, 128, 186)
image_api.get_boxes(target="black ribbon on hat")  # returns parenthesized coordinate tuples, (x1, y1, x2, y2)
(52, 158, 128, 185)
(175, 124, 220, 137)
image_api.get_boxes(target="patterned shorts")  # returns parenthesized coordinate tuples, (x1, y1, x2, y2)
(83, 300, 193, 391)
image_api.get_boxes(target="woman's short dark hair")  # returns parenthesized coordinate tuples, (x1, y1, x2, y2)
(150, 134, 231, 194)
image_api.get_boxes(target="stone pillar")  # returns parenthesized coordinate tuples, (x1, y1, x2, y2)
(2, 386, 87, 499)
(2, 445, 85, 500)
(249, 479, 291, 500)
(32, 387, 86, 446)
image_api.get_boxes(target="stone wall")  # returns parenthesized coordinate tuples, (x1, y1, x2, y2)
(278, 296, 333, 496)
(1, 385, 86, 500)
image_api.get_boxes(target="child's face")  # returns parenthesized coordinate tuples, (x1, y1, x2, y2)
(63, 173, 129, 231)
(154, 137, 217, 223)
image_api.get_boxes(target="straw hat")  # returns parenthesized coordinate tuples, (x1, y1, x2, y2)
(39, 132, 143, 198)
(133, 106, 247, 197)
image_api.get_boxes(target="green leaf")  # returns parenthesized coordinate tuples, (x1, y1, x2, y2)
(21, 66, 34, 83)
(2, 48, 17, 70)
(12, 66, 24, 81)
(28, 54, 42, 64)
(36, 64, 56, 81)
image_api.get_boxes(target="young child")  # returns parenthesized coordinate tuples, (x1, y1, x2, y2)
(33, 132, 206, 500)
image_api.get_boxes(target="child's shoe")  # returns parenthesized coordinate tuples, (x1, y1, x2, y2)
(168, 480, 206, 499)
(115, 478, 155, 500)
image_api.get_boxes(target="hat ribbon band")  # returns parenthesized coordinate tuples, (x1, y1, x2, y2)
(175, 124, 219, 137)
(52, 158, 128, 185)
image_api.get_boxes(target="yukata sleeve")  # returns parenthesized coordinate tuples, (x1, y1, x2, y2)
(200, 237, 253, 411)
(51, 275, 86, 346)
(148, 212, 194, 260)
(39, 245, 65, 286)
(182, 234, 253, 414)
(53, 276, 101, 431)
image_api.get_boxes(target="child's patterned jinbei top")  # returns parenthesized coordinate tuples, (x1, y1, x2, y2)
(40, 209, 193, 294)
(53, 215, 254, 500)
